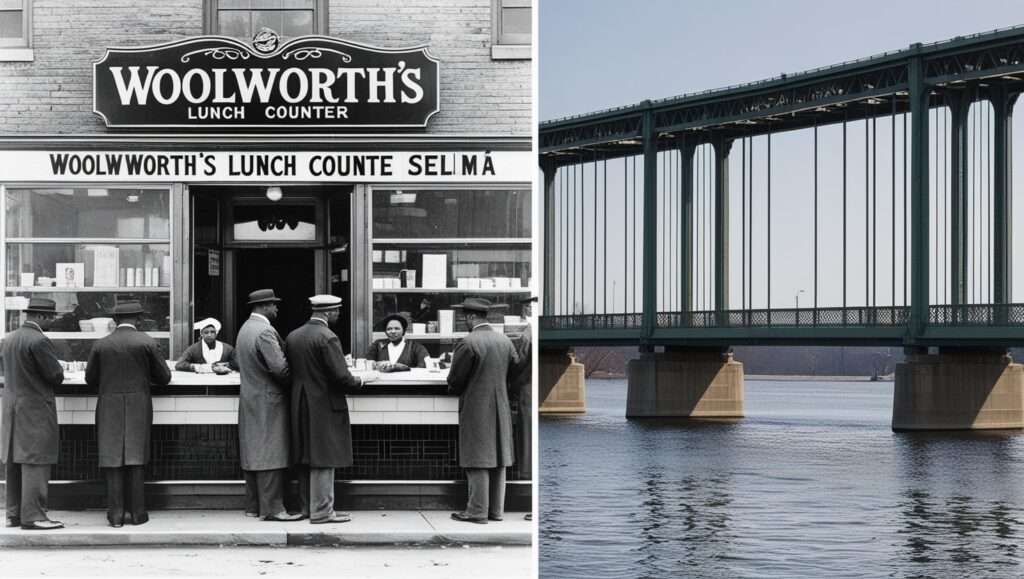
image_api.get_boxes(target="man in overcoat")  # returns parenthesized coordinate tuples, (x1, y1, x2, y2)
(285, 295, 377, 523)
(1, 298, 65, 530)
(508, 296, 535, 520)
(85, 300, 172, 527)
(447, 297, 519, 524)
(236, 288, 300, 521)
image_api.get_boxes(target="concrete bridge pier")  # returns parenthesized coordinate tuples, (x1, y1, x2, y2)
(626, 347, 745, 418)
(539, 348, 586, 414)
(892, 348, 1024, 430)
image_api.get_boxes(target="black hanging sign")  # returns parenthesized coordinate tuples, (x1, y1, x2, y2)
(93, 31, 440, 129)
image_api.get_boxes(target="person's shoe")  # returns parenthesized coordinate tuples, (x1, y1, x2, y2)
(244, 511, 260, 518)
(5, 517, 20, 528)
(262, 512, 303, 522)
(131, 512, 149, 526)
(21, 519, 64, 530)
(525, 513, 533, 521)
(451, 512, 487, 524)
(487, 514, 503, 522)
(311, 513, 351, 524)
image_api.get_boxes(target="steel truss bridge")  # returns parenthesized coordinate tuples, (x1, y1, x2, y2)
(540, 27, 1024, 349)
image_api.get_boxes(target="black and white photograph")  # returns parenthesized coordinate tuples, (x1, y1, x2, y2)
(0, 1, 534, 577)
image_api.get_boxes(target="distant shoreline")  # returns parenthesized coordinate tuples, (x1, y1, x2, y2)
(586, 373, 890, 383)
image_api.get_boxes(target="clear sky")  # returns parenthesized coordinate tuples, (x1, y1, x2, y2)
(541, 0, 1024, 315)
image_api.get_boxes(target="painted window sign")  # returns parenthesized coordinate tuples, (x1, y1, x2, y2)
(93, 30, 440, 129)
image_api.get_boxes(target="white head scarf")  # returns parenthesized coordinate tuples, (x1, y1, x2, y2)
(193, 318, 222, 334)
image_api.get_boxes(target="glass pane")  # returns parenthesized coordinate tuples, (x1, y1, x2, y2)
(232, 204, 316, 241)
(5, 243, 172, 289)
(372, 190, 530, 239)
(280, 10, 313, 37)
(281, 0, 315, 8)
(502, 7, 531, 35)
(0, 11, 22, 39)
(6, 188, 170, 239)
(371, 291, 531, 333)
(218, 0, 251, 9)
(252, 10, 283, 35)
(217, 10, 250, 37)
(5, 291, 171, 333)
(371, 245, 531, 290)
(252, 0, 282, 8)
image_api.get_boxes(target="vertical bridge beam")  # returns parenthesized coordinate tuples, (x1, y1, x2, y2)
(949, 92, 969, 306)
(992, 86, 1018, 306)
(680, 141, 696, 312)
(908, 48, 931, 341)
(541, 159, 557, 316)
(642, 103, 658, 338)
(715, 137, 733, 317)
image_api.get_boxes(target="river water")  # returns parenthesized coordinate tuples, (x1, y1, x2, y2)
(540, 378, 1024, 578)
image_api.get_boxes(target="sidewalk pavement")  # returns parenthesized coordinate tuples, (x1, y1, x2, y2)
(0, 510, 532, 548)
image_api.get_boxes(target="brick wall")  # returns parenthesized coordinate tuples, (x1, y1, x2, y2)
(0, 0, 530, 135)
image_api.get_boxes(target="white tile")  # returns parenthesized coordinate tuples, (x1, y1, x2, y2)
(350, 411, 383, 424)
(70, 411, 95, 425)
(185, 411, 237, 425)
(433, 397, 460, 411)
(350, 397, 398, 412)
(54, 397, 65, 411)
(63, 397, 88, 411)
(381, 412, 423, 424)
(57, 411, 73, 424)
(152, 398, 176, 411)
(175, 397, 235, 411)
(152, 411, 177, 425)
(232, 398, 239, 411)
(396, 397, 434, 411)
(86, 398, 97, 411)
(431, 412, 460, 425)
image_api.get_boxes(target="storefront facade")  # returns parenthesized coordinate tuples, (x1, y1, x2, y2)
(0, 0, 532, 509)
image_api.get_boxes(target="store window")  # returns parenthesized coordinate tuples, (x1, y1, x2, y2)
(491, 0, 530, 60)
(369, 187, 531, 351)
(2, 187, 173, 361)
(206, 0, 327, 39)
(0, 0, 32, 61)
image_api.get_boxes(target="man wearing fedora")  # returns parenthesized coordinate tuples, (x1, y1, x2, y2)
(236, 288, 300, 521)
(286, 295, 378, 524)
(1, 298, 66, 530)
(85, 300, 172, 527)
(447, 297, 519, 524)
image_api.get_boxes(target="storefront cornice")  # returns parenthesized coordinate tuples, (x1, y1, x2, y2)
(0, 134, 531, 151)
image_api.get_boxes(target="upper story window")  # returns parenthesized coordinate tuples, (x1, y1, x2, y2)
(0, 0, 31, 61)
(206, 0, 327, 39)
(491, 0, 530, 60)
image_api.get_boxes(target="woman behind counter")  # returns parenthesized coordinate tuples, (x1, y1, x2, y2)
(365, 314, 428, 372)
(175, 317, 237, 373)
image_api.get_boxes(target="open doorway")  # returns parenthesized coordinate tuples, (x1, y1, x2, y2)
(234, 248, 315, 337)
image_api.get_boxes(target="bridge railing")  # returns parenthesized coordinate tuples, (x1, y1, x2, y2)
(657, 306, 910, 328)
(929, 304, 1024, 326)
(539, 313, 644, 331)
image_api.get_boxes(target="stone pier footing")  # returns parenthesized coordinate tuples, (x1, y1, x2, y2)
(626, 348, 744, 418)
(892, 350, 1024, 430)
(539, 349, 586, 414)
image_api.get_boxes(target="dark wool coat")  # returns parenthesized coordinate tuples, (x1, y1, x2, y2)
(235, 314, 291, 471)
(1, 323, 64, 465)
(364, 338, 429, 368)
(174, 340, 237, 371)
(446, 324, 519, 469)
(508, 324, 532, 474)
(286, 319, 363, 467)
(85, 325, 171, 467)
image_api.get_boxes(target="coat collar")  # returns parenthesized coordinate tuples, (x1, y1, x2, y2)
(250, 313, 271, 325)
(471, 322, 492, 332)
(22, 321, 44, 333)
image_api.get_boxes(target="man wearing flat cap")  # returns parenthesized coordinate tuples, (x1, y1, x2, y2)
(175, 317, 237, 373)
(2, 298, 65, 530)
(236, 288, 300, 521)
(447, 297, 519, 524)
(286, 295, 378, 523)
(86, 300, 172, 527)
(365, 313, 429, 371)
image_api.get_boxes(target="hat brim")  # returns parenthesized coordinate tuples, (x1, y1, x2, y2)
(311, 304, 342, 311)
(23, 307, 58, 314)
(248, 297, 282, 305)
(452, 304, 510, 311)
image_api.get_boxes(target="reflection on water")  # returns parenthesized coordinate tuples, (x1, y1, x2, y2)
(541, 379, 1024, 578)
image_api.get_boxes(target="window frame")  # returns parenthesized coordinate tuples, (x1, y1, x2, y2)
(203, 0, 328, 39)
(491, 0, 531, 60)
(0, 0, 32, 61)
